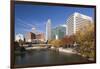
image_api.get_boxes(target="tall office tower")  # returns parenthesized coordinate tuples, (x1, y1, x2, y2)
(46, 19, 51, 41)
(51, 25, 66, 39)
(66, 25, 68, 35)
(66, 12, 93, 36)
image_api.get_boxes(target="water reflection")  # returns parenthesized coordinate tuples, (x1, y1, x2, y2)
(15, 49, 90, 66)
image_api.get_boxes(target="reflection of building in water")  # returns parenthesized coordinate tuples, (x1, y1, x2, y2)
(15, 33, 24, 42)
(25, 32, 36, 42)
(51, 25, 66, 40)
(66, 12, 93, 36)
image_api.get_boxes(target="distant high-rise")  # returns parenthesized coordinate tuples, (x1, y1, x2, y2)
(46, 19, 51, 41)
(66, 12, 93, 36)
(51, 25, 66, 39)
(36, 32, 45, 41)
(55, 34, 58, 40)
(25, 32, 36, 42)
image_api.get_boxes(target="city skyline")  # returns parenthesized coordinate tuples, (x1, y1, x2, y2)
(15, 12, 94, 41)
(14, 2, 96, 68)
(15, 3, 94, 36)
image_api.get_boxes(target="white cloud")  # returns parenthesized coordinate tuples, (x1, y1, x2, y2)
(61, 24, 66, 27)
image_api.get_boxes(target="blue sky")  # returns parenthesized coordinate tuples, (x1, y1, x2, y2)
(15, 3, 94, 35)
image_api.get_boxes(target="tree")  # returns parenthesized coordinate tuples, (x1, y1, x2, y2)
(19, 39, 24, 46)
(61, 35, 75, 47)
(75, 23, 95, 59)
(61, 36, 69, 45)
(14, 41, 20, 50)
(50, 39, 63, 48)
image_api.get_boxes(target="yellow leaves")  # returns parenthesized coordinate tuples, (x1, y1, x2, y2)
(76, 23, 94, 42)
(75, 23, 95, 58)
(50, 39, 63, 47)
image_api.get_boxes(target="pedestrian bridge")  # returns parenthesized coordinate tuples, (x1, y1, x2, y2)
(23, 44, 52, 47)
(25, 46, 49, 50)
(23, 44, 52, 50)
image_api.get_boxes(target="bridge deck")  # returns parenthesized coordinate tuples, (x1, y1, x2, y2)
(23, 44, 52, 47)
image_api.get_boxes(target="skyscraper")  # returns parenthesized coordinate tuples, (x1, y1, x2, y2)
(66, 25, 68, 35)
(66, 12, 93, 36)
(51, 25, 66, 39)
(46, 19, 51, 41)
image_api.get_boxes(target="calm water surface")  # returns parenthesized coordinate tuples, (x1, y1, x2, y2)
(15, 49, 90, 66)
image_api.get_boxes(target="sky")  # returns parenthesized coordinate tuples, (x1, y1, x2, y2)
(15, 3, 95, 35)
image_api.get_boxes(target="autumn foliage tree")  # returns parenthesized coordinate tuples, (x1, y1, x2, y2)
(61, 35, 75, 46)
(75, 23, 95, 59)
(50, 39, 63, 48)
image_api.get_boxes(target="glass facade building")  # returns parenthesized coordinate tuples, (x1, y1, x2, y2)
(46, 19, 51, 41)
(51, 26, 66, 39)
